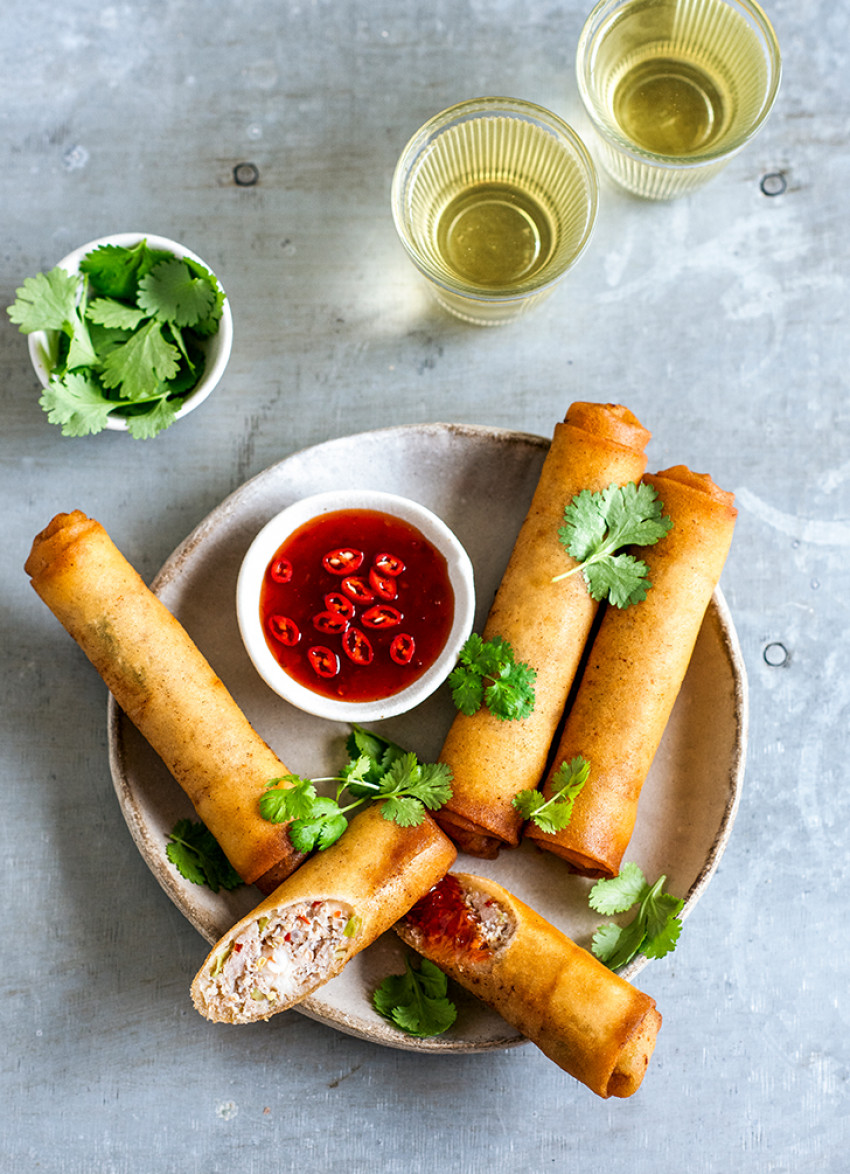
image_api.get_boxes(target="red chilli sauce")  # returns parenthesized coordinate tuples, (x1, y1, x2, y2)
(260, 508, 455, 702)
(403, 875, 493, 963)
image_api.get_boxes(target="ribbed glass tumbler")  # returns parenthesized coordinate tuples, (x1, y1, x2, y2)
(391, 97, 598, 325)
(576, 0, 781, 199)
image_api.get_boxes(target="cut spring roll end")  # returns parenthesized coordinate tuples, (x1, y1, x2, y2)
(525, 465, 737, 878)
(25, 510, 304, 887)
(435, 403, 651, 858)
(396, 872, 660, 1098)
(192, 805, 457, 1024)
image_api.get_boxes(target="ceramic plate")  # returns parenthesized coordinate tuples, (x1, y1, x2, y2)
(108, 422, 748, 1052)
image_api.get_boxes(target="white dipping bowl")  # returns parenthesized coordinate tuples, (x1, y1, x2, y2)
(237, 490, 476, 722)
(27, 232, 233, 431)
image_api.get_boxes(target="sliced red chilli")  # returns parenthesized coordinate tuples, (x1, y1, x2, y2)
(308, 645, 340, 678)
(374, 552, 405, 577)
(390, 633, 416, 664)
(312, 611, 349, 635)
(322, 548, 364, 575)
(269, 557, 293, 584)
(324, 592, 356, 619)
(368, 567, 398, 600)
(268, 615, 300, 646)
(342, 626, 374, 665)
(340, 575, 375, 604)
(361, 605, 402, 629)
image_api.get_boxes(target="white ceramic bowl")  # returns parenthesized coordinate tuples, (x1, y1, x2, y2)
(236, 489, 476, 722)
(27, 232, 233, 431)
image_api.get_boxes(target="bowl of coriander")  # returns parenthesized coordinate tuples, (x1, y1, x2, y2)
(10, 233, 233, 439)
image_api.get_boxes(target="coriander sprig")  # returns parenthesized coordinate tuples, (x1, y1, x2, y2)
(589, 862, 683, 970)
(165, 818, 244, 893)
(373, 955, 457, 1038)
(448, 633, 536, 722)
(260, 725, 453, 853)
(552, 482, 672, 608)
(513, 755, 590, 833)
(7, 238, 225, 439)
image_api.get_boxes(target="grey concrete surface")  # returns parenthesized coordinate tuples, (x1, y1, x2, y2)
(1, 1, 847, 1170)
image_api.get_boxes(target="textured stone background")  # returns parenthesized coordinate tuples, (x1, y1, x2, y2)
(1, 1, 846, 1169)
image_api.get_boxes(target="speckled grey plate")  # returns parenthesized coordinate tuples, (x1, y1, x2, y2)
(108, 422, 748, 1053)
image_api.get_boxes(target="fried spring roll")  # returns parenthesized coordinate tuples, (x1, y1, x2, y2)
(435, 403, 651, 857)
(525, 466, 737, 877)
(191, 806, 457, 1023)
(396, 872, 661, 1097)
(25, 510, 303, 890)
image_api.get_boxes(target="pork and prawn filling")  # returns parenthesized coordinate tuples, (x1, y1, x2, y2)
(198, 898, 357, 1019)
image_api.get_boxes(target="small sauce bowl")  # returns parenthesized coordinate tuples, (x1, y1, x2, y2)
(237, 490, 475, 722)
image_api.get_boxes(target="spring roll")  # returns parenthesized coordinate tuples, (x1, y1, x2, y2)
(191, 805, 457, 1023)
(435, 402, 651, 857)
(525, 466, 737, 877)
(25, 510, 303, 890)
(396, 872, 660, 1097)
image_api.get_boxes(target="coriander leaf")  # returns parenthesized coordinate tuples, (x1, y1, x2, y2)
(138, 258, 216, 327)
(514, 755, 589, 833)
(642, 912, 682, 960)
(124, 397, 178, 440)
(64, 308, 99, 371)
(589, 864, 683, 970)
(590, 921, 626, 965)
(79, 240, 172, 300)
(39, 373, 115, 437)
(588, 861, 648, 915)
(260, 775, 317, 823)
(289, 797, 349, 853)
(377, 755, 453, 810)
(560, 487, 609, 561)
(7, 267, 81, 333)
(448, 665, 484, 716)
(373, 956, 457, 1038)
(450, 634, 536, 722)
(511, 788, 546, 821)
(591, 917, 647, 970)
(87, 297, 149, 330)
(100, 318, 181, 398)
(554, 481, 673, 608)
(484, 657, 536, 722)
(406, 761, 454, 808)
(165, 818, 243, 893)
(380, 795, 426, 826)
(583, 552, 652, 609)
(640, 877, 684, 956)
(181, 256, 225, 336)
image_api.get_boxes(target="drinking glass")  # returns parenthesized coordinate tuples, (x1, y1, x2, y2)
(391, 97, 598, 325)
(576, 0, 781, 199)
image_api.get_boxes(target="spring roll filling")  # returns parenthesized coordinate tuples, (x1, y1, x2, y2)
(200, 898, 355, 1013)
(402, 875, 516, 965)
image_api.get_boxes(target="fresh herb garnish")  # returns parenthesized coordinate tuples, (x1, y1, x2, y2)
(513, 754, 590, 833)
(373, 955, 457, 1038)
(260, 725, 453, 854)
(552, 482, 672, 607)
(7, 239, 225, 439)
(448, 633, 536, 722)
(589, 862, 683, 970)
(165, 818, 243, 893)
